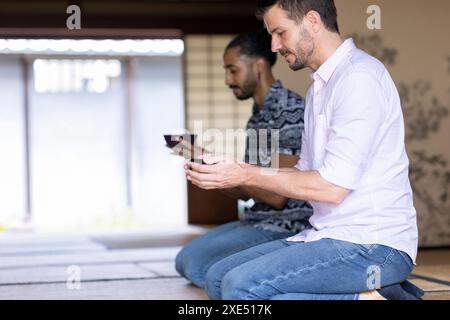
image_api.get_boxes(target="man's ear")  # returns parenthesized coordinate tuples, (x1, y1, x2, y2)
(305, 10, 322, 33)
(255, 57, 268, 74)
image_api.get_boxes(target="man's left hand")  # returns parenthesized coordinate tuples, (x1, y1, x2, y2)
(184, 155, 249, 190)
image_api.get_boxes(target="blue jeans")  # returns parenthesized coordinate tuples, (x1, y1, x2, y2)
(175, 221, 295, 288)
(205, 238, 414, 300)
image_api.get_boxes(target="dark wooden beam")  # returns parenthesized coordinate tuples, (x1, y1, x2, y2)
(0, 16, 261, 35)
(0, 28, 183, 39)
(0, 0, 262, 35)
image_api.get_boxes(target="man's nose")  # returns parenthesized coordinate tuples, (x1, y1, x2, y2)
(271, 36, 282, 53)
(224, 73, 232, 86)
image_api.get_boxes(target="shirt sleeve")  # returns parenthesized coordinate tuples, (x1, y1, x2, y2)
(317, 71, 387, 190)
(295, 129, 309, 171)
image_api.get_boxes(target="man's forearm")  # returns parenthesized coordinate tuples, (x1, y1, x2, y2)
(243, 165, 347, 204)
(184, 155, 348, 204)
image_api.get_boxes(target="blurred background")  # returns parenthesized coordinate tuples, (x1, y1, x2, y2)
(0, 0, 448, 248)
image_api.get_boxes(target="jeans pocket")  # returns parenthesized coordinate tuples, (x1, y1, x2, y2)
(358, 243, 377, 252)
(330, 239, 375, 257)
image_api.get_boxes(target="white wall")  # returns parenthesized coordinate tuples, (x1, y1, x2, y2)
(132, 56, 187, 229)
(0, 55, 186, 232)
(29, 62, 128, 230)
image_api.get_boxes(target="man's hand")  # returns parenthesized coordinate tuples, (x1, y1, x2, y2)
(184, 155, 250, 190)
(184, 153, 349, 205)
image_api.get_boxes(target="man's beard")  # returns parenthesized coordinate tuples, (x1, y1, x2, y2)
(280, 48, 307, 71)
(280, 27, 314, 71)
(229, 76, 257, 100)
(289, 53, 308, 71)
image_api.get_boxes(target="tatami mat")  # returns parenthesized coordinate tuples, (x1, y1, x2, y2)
(0, 278, 208, 300)
(0, 233, 448, 300)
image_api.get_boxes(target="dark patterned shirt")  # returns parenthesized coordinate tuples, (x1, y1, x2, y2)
(243, 80, 313, 233)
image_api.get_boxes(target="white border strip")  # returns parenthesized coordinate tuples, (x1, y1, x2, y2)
(0, 39, 184, 56)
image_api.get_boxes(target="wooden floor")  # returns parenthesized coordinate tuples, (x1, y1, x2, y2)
(0, 232, 448, 300)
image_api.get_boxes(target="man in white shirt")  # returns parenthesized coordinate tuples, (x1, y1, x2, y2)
(185, 0, 422, 300)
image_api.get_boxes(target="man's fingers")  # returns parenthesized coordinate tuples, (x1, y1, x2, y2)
(202, 153, 227, 165)
(187, 174, 220, 190)
(186, 169, 218, 182)
(187, 161, 219, 173)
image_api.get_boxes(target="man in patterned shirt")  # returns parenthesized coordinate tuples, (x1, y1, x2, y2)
(175, 31, 312, 289)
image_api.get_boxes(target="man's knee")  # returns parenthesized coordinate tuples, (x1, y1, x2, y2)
(221, 268, 250, 300)
(204, 262, 226, 299)
(174, 250, 185, 276)
(182, 254, 213, 288)
(175, 242, 200, 276)
(183, 269, 205, 288)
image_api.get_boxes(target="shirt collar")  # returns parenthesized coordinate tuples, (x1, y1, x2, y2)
(311, 38, 356, 84)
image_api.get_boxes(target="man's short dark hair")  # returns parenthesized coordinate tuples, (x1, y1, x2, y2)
(225, 31, 277, 67)
(256, 0, 340, 34)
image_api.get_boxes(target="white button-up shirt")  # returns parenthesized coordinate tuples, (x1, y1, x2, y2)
(289, 38, 418, 263)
